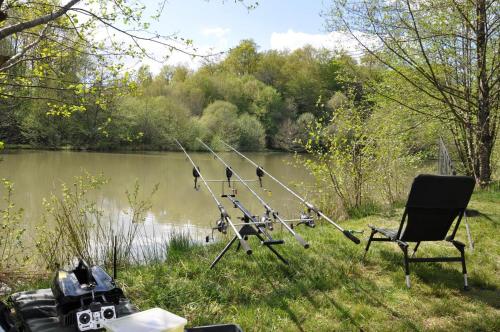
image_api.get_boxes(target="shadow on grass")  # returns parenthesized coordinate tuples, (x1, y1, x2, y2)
(349, 280, 420, 332)
(250, 244, 420, 332)
(376, 248, 500, 309)
(252, 255, 307, 332)
(318, 252, 420, 332)
(277, 262, 366, 332)
(244, 250, 355, 331)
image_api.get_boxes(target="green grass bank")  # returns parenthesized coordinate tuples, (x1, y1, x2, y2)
(116, 189, 499, 331)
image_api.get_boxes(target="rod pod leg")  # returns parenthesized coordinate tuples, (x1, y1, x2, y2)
(210, 236, 238, 269)
(363, 229, 376, 260)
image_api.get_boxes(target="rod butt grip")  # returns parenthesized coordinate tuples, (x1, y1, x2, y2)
(294, 233, 310, 249)
(240, 239, 252, 255)
(343, 230, 361, 244)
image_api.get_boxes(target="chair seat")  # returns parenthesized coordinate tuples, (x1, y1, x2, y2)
(369, 226, 398, 240)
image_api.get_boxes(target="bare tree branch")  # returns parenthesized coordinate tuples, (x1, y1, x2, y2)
(0, 0, 80, 41)
(0, 25, 48, 71)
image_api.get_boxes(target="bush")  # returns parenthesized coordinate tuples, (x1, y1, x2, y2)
(301, 93, 420, 218)
(237, 114, 265, 150)
(117, 96, 196, 149)
(199, 100, 240, 148)
(274, 113, 315, 152)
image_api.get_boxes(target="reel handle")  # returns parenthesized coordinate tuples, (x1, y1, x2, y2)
(239, 238, 253, 255)
(294, 233, 310, 249)
(343, 230, 361, 244)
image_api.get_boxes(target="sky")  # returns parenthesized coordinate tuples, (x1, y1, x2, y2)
(119, 0, 364, 72)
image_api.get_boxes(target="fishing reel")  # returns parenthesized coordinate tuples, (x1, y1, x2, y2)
(216, 217, 228, 233)
(294, 209, 316, 228)
(299, 212, 316, 228)
(206, 216, 228, 243)
(260, 214, 274, 231)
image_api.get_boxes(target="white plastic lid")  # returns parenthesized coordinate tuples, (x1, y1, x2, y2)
(103, 308, 187, 332)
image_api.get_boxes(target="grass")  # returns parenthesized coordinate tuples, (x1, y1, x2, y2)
(113, 189, 499, 332)
(4, 189, 498, 331)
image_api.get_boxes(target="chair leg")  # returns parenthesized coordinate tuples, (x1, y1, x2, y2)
(458, 246, 468, 290)
(452, 241, 468, 290)
(400, 243, 411, 288)
(462, 260, 468, 290)
(363, 229, 377, 260)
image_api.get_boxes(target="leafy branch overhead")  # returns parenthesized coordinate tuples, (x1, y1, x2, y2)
(0, 0, 233, 115)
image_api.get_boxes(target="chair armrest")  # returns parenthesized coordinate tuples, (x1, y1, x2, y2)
(449, 239, 465, 248)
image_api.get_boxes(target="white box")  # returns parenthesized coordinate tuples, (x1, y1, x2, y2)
(103, 308, 187, 332)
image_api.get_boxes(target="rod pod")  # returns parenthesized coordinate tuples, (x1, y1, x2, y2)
(220, 139, 361, 245)
(174, 139, 252, 255)
(197, 139, 310, 249)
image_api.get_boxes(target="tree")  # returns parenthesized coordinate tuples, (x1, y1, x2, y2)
(255, 50, 287, 88)
(329, 0, 499, 186)
(0, 1, 225, 74)
(281, 47, 323, 116)
(0, 0, 255, 148)
(118, 95, 194, 150)
(223, 39, 260, 76)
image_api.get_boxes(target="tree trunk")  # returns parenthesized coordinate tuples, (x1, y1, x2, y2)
(476, 0, 492, 187)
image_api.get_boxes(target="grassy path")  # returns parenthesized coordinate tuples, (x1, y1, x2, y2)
(119, 190, 499, 331)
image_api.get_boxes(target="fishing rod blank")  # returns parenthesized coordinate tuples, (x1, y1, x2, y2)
(220, 139, 361, 245)
(197, 139, 310, 249)
(174, 139, 252, 255)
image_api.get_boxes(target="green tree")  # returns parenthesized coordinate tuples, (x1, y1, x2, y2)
(329, 0, 499, 186)
(281, 47, 323, 116)
(255, 50, 288, 89)
(223, 39, 260, 76)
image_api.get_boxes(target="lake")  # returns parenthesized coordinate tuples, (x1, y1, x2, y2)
(0, 150, 314, 239)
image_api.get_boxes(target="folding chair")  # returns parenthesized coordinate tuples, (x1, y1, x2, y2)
(364, 174, 475, 289)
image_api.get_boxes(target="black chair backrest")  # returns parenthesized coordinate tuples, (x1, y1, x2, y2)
(399, 174, 475, 242)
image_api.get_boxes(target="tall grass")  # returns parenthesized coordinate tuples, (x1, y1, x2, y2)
(34, 172, 196, 270)
(0, 179, 26, 272)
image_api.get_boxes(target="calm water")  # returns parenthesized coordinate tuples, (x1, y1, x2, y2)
(0, 150, 314, 235)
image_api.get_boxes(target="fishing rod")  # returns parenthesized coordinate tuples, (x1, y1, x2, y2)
(220, 139, 361, 245)
(198, 139, 310, 249)
(174, 139, 252, 256)
(197, 140, 284, 245)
